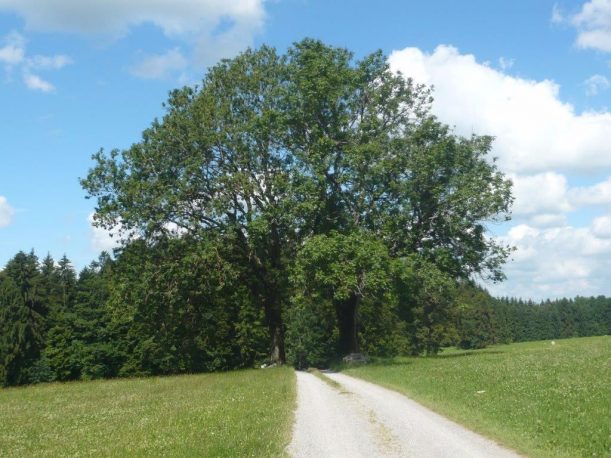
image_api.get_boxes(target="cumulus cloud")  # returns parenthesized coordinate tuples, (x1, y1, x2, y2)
(487, 172, 611, 296)
(571, 0, 611, 52)
(388, 45, 611, 174)
(88, 213, 121, 252)
(510, 172, 572, 216)
(129, 48, 187, 80)
(0, 30, 25, 65)
(0, 0, 266, 71)
(0, 0, 264, 36)
(551, 3, 565, 24)
(554, 0, 611, 52)
(584, 74, 610, 96)
(23, 72, 54, 92)
(29, 54, 72, 70)
(489, 222, 611, 299)
(498, 57, 514, 71)
(0, 196, 14, 227)
(0, 30, 71, 91)
(592, 215, 611, 237)
(388, 44, 611, 297)
(192, 14, 263, 68)
(88, 213, 185, 252)
(528, 214, 568, 229)
(569, 176, 611, 206)
(507, 172, 611, 227)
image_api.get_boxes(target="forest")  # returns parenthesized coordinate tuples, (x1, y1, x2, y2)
(0, 248, 608, 386)
(1, 39, 609, 387)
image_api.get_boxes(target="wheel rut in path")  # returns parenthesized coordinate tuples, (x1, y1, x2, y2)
(288, 371, 520, 458)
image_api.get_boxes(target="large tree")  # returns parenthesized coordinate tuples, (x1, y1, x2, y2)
(81, 39, 512, 363)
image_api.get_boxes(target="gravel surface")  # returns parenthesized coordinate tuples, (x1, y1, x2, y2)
(288, 371, 520, 458)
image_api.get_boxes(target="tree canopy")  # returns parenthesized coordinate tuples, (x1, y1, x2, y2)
(80, 39, 513, 365)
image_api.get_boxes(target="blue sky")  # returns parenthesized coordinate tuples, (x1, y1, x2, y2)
(1, 0, 610, 300)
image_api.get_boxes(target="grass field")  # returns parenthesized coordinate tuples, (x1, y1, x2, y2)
(343, 336, 610, 458)
(0, 367, 295, 457)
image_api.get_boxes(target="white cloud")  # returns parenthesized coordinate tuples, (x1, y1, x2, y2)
(164, 221, 188, 237)
(498, 57, 514, 71)
(551, 3, 564, 24)
(388, 45, 611, 174)
(29, 54, 72, 70)
(0, 0, 264, 36)
(87, 214, 183, 252)
(489, 222, 611, 299)
(388, 44, 611, 297)
(488, 172, 611, 297)
(508, 172, 611, 227)
(0, 30, 25, 65)
(510, 172, 572, 216)
(193, 15, 262, 68)
(576, 29, 611, 51)
(561, 0, 611, 52)
(592, 215, 611, 237)
(527, 214, 567, 229)
(569, 176, 611, 206)
(0, 196, 14, 227)
(129, 48, 187, 80)
(0, 0, 266, 71)
(584, 74, 610, 96)
(0, 30, 71, 91)
(23, 72, 54, 92)
(88, 213, 121, 252)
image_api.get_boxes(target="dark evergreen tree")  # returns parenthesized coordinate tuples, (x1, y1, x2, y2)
(453, 284, 497, 350)
(0, 251, 49, 385)
(44, 253, 120, 381)
(107, 237, 268, 376)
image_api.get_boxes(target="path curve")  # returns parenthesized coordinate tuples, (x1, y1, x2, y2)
(288, 371, 520, 458)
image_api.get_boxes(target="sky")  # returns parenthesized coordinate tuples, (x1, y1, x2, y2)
(0, 0, 610, 300)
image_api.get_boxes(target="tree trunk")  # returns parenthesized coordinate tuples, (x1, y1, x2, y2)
(242, 224, 287, 365)
(337, 294, 360, 355)
(266, 224, 287, 365)
(250, 273, 287, 365)
(269, 317, 286, 364)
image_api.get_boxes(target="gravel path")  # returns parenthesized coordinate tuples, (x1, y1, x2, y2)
(288, 371, 520, 458)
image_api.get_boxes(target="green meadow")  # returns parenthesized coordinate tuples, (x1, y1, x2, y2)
(1, 338, 608, 457)
(343, 335, 610, 457)
(0, 367, 295, 457)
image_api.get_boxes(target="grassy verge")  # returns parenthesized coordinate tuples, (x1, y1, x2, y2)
(306, 368, 342, 390)
(0, 367, 296, 457)
(343, 336, 610, 457)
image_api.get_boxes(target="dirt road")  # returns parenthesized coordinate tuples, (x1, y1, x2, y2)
(288, 371, 520, 458)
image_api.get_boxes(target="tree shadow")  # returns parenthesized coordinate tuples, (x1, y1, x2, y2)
(362, 358, 413, 368)
(435, 350, 505, 359)
(332, 348, 507, 370)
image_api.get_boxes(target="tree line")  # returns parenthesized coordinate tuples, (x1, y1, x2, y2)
(450, 286, 610, 350)
(0, 249, 608, 386)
